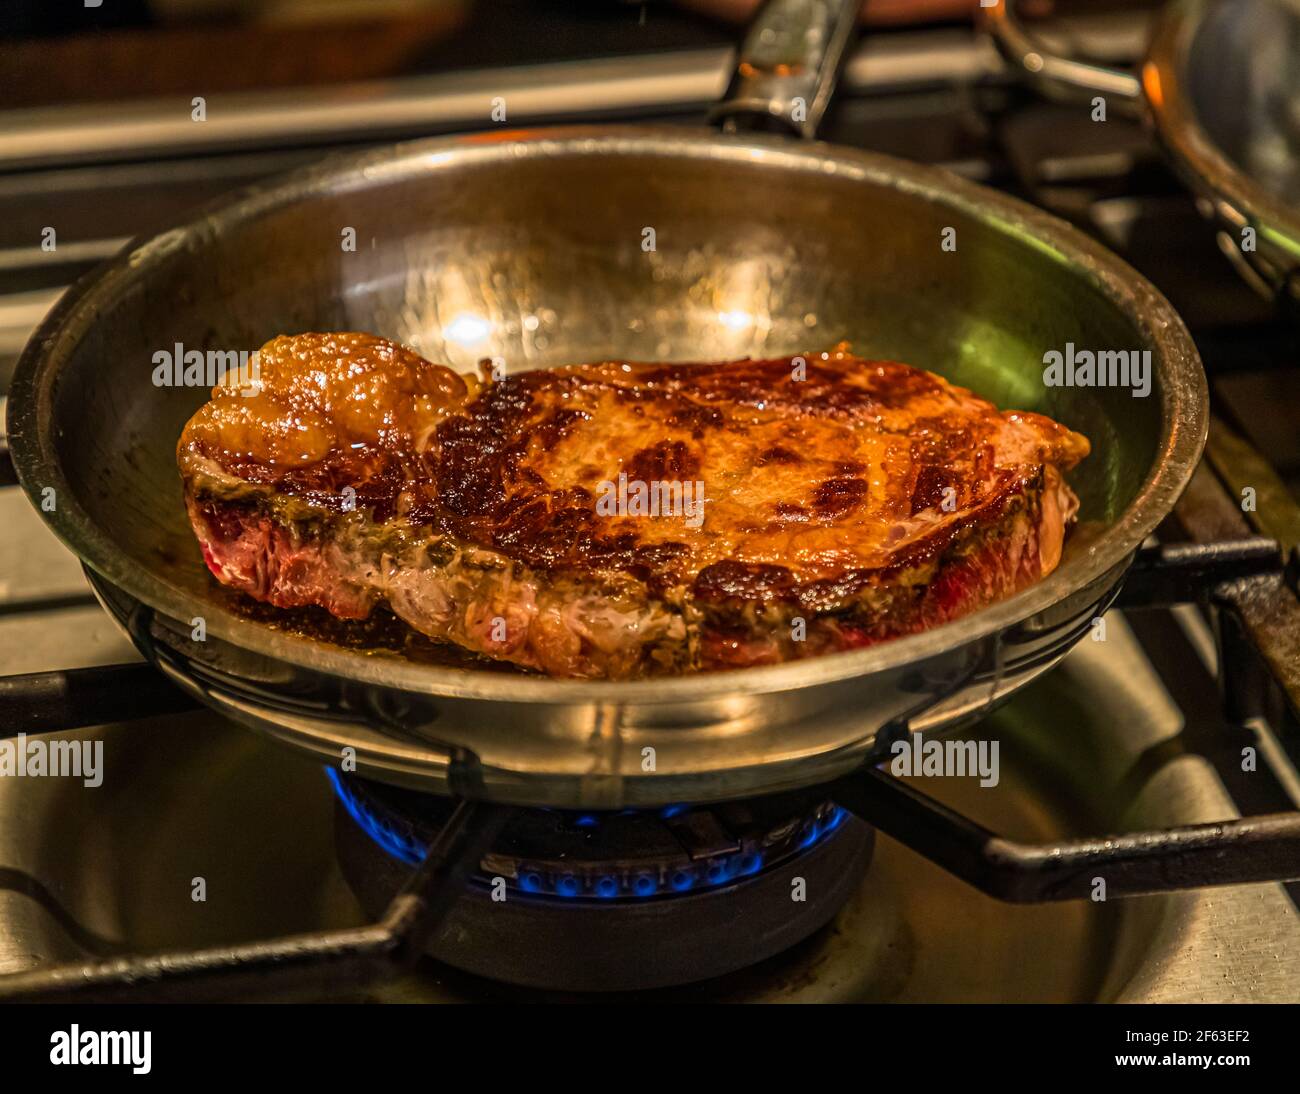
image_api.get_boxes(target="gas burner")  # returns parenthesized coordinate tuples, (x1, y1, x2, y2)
(330, 771, 874, 991)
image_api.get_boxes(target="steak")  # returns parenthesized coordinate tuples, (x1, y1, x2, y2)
(178, 333, 1089, 678)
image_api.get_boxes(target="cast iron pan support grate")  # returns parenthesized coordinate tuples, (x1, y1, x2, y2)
(0, 539, 1297, 998)
(0, 784, 514, 1003)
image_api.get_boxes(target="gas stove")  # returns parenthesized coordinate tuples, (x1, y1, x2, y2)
(1, 598, 1297, 1002)
(1, 2, 1299, 1005)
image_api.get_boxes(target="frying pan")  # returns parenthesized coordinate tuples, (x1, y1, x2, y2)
(985, 0, 1300, 312)
(5, 0, 1206, 807)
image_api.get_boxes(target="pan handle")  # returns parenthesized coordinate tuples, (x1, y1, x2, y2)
(982, 0, 1143, 115)
(708, 0, 861, 139)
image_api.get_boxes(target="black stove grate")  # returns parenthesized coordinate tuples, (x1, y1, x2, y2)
(0, 449, 1298, 999)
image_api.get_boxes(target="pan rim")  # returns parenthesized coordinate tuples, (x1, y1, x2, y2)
(5, 124, 1207, 704)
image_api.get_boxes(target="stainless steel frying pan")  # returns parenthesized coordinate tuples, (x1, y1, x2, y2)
(5, 0, 1206, 808)
(986, 0, 1300, 311)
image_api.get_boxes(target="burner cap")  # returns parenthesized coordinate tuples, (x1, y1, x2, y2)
(331, 772, 874, 991)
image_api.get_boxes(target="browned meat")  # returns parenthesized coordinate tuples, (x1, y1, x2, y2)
(178, 333, 1089, 678)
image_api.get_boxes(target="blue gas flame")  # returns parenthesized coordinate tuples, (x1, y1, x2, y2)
(327, 766, 425, 866)
(328, 769, 849, 901)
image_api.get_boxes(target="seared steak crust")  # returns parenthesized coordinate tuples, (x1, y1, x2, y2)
(179, 333, 1089, 678)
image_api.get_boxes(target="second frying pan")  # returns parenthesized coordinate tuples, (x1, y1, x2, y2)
(986, 0, 1300, 314)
